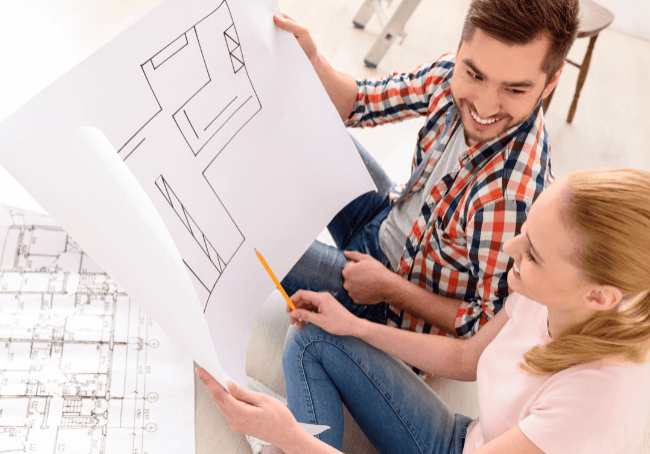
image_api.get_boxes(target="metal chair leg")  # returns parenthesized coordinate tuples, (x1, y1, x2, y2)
(353, 0, 376, 29)
(363, 0, 423, 68)
(567, 34, 598, 123)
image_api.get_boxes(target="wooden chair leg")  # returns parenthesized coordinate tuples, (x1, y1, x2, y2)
(567, 34, 598, 123)
(542, 86, 556, 114)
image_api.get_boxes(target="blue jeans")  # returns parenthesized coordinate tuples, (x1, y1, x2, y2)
(283, 324, 472, 453)
(280, 136, 393, 324)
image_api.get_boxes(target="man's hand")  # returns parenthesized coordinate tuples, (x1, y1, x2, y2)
(196, 368, 302, 449)
(342, 251, 396, 306)
(287, 290, 360, 337)
(273, 13, 318, 61)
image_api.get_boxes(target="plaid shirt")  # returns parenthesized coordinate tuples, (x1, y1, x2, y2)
(345, 54, 553, 339)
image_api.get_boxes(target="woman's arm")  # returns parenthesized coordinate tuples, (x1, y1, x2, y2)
(289, 291, 510, 381)
(473, 426, 544, 454)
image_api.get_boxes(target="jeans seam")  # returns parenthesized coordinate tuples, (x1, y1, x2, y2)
(300, 338, 425, 454)
(298, 345, 321, 439)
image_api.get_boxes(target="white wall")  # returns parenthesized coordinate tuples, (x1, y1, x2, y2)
(595, 0, 650, 41)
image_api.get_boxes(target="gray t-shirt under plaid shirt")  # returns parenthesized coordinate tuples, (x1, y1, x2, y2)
(379, 125, 467, 271)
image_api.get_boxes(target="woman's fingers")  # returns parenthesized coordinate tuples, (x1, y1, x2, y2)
(227, 381, 264, 407)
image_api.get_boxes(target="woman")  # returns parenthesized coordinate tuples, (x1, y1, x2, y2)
(197, 168, 650, 454)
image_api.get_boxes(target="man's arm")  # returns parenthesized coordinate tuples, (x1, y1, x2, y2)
(383, 273, 463, 335)
(343, 198, 527, 337)
(341, 251, 461, 335)
(273, 14, 358, 120)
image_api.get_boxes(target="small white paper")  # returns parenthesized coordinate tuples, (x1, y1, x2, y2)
(299, 423, 331, 437)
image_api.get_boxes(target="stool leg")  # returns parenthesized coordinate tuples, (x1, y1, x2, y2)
(567, 34, 598, 123)
(363, 0, 423, 68)
(353, 0, 376, 29)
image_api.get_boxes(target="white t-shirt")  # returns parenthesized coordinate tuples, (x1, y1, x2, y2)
(463, 293, 650, 454)
(379, 125, 467, 270)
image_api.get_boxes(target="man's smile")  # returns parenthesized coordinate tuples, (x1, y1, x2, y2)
(469, 107, 501, 126)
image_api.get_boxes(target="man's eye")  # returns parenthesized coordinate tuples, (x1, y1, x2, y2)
(508, 88, 525, 95)
(467, 71, 481, 80)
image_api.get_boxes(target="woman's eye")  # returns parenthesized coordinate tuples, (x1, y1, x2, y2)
(525, 249, 536, 263)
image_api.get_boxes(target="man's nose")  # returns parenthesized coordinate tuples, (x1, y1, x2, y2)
(473, 88, 500, 119)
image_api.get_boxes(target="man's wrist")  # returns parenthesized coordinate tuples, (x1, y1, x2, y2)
(381, 271, 405, 308)
(309, 53, 327, 71)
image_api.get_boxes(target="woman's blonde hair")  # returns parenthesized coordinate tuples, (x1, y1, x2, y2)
(522, 168, 650, 376)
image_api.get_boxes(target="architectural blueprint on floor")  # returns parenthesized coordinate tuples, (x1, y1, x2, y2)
(0, 205, 194, 454)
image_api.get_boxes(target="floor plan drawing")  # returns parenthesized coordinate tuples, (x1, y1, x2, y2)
(118, 0, 261, 161)
(108, 0, 253, 311)
(0, 205, 194, 454)
(155, 175, 243, 304)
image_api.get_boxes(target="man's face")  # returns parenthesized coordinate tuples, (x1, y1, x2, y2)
(451, 29, 558, 146)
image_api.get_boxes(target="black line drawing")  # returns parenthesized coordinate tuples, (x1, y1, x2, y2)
(155, 175, 244, 310)
(111, 0, 257, 312)
(118, 0, 261, 160)
(0, 206, 190, 454)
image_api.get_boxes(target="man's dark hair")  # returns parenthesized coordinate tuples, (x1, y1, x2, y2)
(460, 0, 580, 82)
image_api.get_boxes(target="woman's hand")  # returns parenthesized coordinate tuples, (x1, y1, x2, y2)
(196, 368, 302, 449)
(273, 13, 318, 61)
(287, 290, 361, 337)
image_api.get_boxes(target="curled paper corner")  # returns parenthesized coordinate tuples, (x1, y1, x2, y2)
(298, 423, 330, 436)
(0, 126, 224, 384)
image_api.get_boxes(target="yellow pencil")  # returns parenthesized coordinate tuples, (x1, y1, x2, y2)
(255, 248, 296, 310)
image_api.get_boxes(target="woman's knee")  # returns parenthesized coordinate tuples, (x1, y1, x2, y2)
(282, 323, 322, 372)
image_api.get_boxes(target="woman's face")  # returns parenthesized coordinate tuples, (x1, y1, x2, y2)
(503, 181, 592, 311)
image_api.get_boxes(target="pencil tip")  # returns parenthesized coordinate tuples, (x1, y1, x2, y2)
(254, 248, 259, 254)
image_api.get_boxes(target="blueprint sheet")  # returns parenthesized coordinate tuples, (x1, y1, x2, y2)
(0, 0, 375, 387)
(0, 205, 195, 454)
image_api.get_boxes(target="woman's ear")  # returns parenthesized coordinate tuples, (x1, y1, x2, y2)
(584, 285, 624, 311)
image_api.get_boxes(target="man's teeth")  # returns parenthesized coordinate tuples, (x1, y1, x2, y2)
(514, 263, 520, 274)
(470, 109, 499, 125)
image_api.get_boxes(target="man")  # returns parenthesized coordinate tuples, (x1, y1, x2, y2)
(276, 0, 579, 345)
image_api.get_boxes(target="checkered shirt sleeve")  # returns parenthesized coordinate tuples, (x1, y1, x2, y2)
(344, 56, 454, 128)
(458, 198, 530, 338)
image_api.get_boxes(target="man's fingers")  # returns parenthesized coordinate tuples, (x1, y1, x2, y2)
(344, 250, 364, 261)
(273, 14, 306, 36)
(282, 12, 296, 21)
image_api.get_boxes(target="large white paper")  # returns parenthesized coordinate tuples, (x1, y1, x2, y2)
(0, 204, 195, 454)
(0, 0, 375, 387)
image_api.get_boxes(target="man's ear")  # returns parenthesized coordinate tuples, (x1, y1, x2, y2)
(584, 285, 624, 312)
(541, 61, 566, 99)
